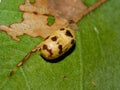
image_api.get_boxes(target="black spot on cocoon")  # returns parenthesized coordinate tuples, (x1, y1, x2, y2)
(58, 45, 62, 54)
(51, 36, 57, 41)
(65, 30, 73, 38)
(60, 28, 65, 31)
(43, 44, 53, 56)
(71, 39, 75, 44)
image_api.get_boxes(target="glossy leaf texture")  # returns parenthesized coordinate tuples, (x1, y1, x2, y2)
(0, 0, 120, 90)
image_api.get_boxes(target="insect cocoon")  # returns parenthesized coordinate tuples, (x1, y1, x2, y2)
(39, 27, 75, 60)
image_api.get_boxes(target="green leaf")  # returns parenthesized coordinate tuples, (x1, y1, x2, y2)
(0, 0, 120, 90)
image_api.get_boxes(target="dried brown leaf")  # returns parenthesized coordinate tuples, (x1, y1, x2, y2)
(0, 0, 69, 41)
(47, 0, 87, 21)
(0, 0, 106, 41)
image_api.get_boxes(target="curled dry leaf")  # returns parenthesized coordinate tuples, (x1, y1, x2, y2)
(0, 0, 106, 41)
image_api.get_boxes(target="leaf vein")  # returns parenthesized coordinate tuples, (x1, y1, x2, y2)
(20, 68, 31, 90)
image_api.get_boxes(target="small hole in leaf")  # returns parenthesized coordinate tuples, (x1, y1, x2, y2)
(82, 0, 97, 6)
(47, 15, 55, 26)
(30, 0, 35, 3)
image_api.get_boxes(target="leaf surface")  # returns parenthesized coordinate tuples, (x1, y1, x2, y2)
(0, 0, 120, 90)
